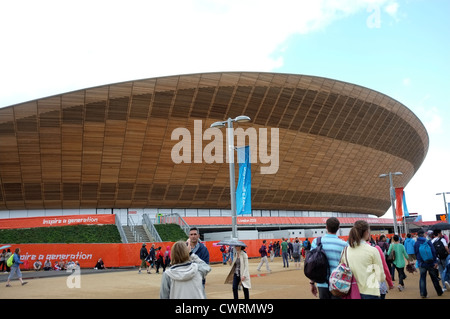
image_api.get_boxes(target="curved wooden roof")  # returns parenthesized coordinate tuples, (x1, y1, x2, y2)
(0, 72, 428, 216)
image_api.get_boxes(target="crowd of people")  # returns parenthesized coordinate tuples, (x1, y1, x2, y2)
(307, 219, 450, 299)
(2, 221, 449, 299)
(32, 258, 81, 271)
(154, 221, 450, 300)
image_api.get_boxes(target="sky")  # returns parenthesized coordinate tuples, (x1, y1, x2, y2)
(0, 0, 449, 221)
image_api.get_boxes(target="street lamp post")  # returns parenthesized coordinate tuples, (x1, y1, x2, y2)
(210, 115, 251, 240)
(436, 192, 450, 223)
(379, 172, 403, 235)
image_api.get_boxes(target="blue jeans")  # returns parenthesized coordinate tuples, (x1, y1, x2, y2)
(282, 251, 289, 267)
(436, 258, 447, 287)
(443, 255, 450, 283)
(232, 273, 249, 299)
(419, 264, 443, 297)
(360, 294, 380, 299)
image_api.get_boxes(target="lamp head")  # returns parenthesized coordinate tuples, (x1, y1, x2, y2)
(210, 121, 226, 128)
(234, 115, 251, 123)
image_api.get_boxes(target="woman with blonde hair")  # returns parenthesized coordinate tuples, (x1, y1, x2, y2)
(346, 220, 386, 299)
(159, 240, 211, 299)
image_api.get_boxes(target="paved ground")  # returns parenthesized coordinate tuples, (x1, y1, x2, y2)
(1, 257, 449, 300)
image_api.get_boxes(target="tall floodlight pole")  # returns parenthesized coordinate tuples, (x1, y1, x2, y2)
(436, 192, 450, 223)
(379, 172, 403, 235)
(210, 115, 251, 240)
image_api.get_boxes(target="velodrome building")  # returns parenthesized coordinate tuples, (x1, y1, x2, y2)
(0, 72, 429, 238)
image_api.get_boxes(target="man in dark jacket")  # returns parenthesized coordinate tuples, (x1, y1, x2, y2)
(139, 243, 149, 274)
(188, 227, 210, 264)
(188, 227, 210, 287)
(414, 230, 443, 297)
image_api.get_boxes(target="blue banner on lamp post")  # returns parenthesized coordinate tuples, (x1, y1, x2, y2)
(402, 191, 409, 217)
(236, 145, 251, 215)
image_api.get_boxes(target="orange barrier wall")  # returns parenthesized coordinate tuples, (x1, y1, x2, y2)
(3, 236, 358, 269)
(0, 214, 115, 229)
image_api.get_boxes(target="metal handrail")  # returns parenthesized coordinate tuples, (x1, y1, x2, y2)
(143, 213, 162, 242)
(115, 214, 128, 243)
(160, 213, 190, 236)
(127, 215, 142, 243)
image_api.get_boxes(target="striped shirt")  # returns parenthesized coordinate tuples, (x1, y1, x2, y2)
(310, 233, 348, 288)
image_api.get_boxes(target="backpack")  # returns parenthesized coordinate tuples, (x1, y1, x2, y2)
(304, 237, 329, 283)
(258, 246, 264, 254)
(419, 240, 434, 263)
(433, 238, 449, 260)
(6, 254, 14, 267)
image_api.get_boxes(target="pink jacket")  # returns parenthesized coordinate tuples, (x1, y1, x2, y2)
(374, 245, 393, 288)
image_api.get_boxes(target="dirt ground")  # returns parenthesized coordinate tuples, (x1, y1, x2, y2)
(1, 257, 449, 300)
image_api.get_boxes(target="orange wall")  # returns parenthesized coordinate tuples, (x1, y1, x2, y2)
(0, 214, 116, 229)
(6, 233, 407, 269)
(4, 236, 357, 269)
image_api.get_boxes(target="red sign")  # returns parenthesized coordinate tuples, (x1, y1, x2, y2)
(0, 214, 115, 230)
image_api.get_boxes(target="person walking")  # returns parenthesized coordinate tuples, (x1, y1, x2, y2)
(387, 235, 410, 292)
(146, 243, 156, 272)
(346, 220, 386, 299)
(414, 229, 443, 298)
(372, 239, 394, 299)
(292, 238, 302, 269)
(155, 247, 165, 273)
(309, 217, 348, 299)
(431, 229, 449, 291)
(4, 249, 12, 273)
(6, 248, 27, 287)
(220, 245, 228, 264)
(138, 243, 149, 274)
(256, 240, 271, 272)
(160, 241, 211, 299)
(404, 233, 416, 262)
(268, 241, 274, 262)
(0, 249, 6, 272)
(303, 238, 311, 256)
(281, 238, 289, 268)
(225, 244, 251, 299)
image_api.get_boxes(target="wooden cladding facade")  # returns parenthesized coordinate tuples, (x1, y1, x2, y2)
(0, 72, 428, 216)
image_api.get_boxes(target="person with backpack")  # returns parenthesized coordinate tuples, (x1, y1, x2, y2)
(308, 217, 348, 299)
(256, 240, 271, 273)
(4, 249, 12, 273)
(6, 248, 28, 287)
(431, 229, 449, 291)
(414, 229, 443, 298)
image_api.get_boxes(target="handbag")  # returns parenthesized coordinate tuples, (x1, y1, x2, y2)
(342, 275, 361, 299)
(387, 245, 396, 262)
(329, 247, 354, 297)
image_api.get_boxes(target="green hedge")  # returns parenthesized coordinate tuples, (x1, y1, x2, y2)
(0, 225, 122, 244)
(154, 223, 188, 242)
